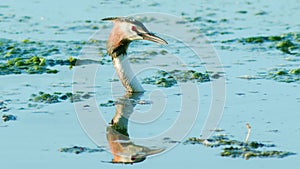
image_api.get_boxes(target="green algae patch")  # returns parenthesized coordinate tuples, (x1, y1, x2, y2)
(0, 38, 108, 75)
(265, 68, 300, 83)
(142, 70, 210, 88)
(184, 134, 295, 160)
(59, 146, 103, 154)
(221, 146, 294, 159)
(30, 92, 60, 104)
(29, 91, 92, 104)
(275, 40, 297, 54)
(0, 38, 93, 60)
(0, 56, 79, 75)
(100, 99, 152, 107)
(226, 32, 300, 55)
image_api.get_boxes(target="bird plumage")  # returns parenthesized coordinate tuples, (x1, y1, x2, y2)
(103, 17, 167, 92)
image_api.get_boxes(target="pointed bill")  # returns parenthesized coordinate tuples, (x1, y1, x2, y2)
(141, 33, 168, 44)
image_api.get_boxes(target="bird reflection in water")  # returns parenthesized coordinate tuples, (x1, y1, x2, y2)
(106, 92, 165, 164)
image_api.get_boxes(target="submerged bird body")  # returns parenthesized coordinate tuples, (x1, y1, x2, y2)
(103, 17, 167, 92)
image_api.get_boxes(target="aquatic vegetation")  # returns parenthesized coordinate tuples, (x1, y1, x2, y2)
(59, 146, 104, 154)
(0, 38, 95, 60)
(99, 100, 115, 107)
(224, 32, 300, 55)
(129, 57, 150, 64)
(275, 40, 297, 54)
(142, 70, 210, 87)
(100, 99, 152, 107)
(0, 38, 110, 75)
(0, 55, 79, 75)
(30, 92, 60, 104)
(221, 146, 294, 159)
(142, 71, 177, 88)
(265, 68, 300, 83)
(1, 56, 54, 75)
(29, 91, 92, 104)
(184, 134, 295, 159)
(2, 114, 17, 122)
(0, 100, 10, 112)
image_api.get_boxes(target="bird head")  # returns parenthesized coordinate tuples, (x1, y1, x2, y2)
(102, 17, 167, 56)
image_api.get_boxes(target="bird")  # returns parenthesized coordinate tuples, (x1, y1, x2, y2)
(102, 17, 168, 93)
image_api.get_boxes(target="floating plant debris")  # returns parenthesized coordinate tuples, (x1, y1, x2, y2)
(264, 68, 300, 83)
(99, 99, 152, 107)
(0, 38, 103, 60)
(30, 92, 60, 104)
(2, 114, 17, 122)
(1, 39, 59, 59)
(142, 70, 210, 87)
(0, 100, 10, 112)
(238, 68, 300, 83)
(0, 38, 111, 75)
(184, 134, 295, 159)
(223, 32, 300, 55)
(0, 55, 78, 75)
(99, 100, 115, 107)
(59, 146, 104, 154)
(29, 91, 92, 104)
(221, 146, 294, 159)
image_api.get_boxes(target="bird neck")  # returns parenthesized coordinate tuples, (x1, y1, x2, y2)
(112, 54, 144, 93)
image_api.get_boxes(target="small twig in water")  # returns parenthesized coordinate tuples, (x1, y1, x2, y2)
(245, 123, 251, 143)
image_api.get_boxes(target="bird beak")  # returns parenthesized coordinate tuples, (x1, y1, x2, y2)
(141, 33, 168, 45)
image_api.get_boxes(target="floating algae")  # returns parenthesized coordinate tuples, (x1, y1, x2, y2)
(99, 99, 152, 107)
(184, 134, 295, 160)
(264, 68, 300, 83)
(0, 38, 102, 60)
(59, 146, 103, 154)
(0, 56, 78, 75)
(99, 100, 115, 107)
(0, 38, 110, 75)
(29, 91, 92, 104)
(142, 70, 210, 87)
(224, 32, 300, 55)
(0, 100, 16, 123)
(0, 100, 9, 112)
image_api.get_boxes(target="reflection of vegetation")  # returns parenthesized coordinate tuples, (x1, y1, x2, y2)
(223, 32, 300, 55)
(142, 70, 210, 87)
(59, 146, 103, 154)
(29, 91, 92, 104)
(184, 134, 295, 160)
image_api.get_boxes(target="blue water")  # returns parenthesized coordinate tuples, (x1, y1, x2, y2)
(1, 0, 300, 168)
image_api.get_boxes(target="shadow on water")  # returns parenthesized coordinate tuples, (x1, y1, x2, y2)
(106, 92, 165, 164)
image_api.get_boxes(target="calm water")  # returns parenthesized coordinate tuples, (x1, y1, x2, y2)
(1, 0, 300, 168)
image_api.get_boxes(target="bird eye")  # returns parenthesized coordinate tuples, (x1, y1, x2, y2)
(131, 26, 137, 32)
